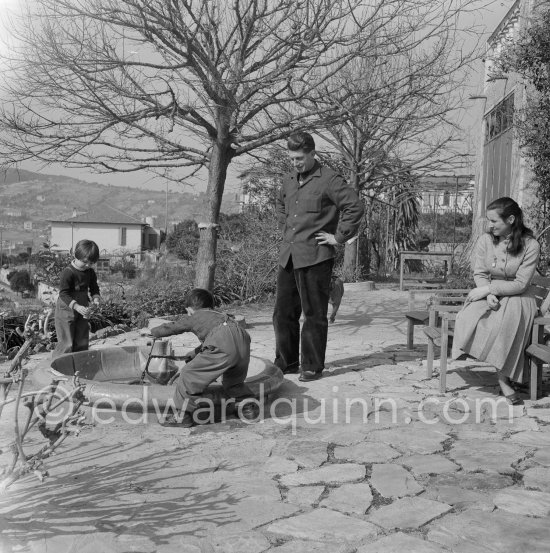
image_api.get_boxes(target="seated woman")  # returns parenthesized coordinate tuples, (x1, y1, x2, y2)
(452, 197, 540, 405)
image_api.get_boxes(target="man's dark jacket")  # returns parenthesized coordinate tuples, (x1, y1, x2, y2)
(276, 160, 364, 269)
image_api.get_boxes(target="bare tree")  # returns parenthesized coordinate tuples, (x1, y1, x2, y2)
(306, 2, 489, 276)
(0, 0, 489, 288)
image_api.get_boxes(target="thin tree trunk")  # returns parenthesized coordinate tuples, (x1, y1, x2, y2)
(342, 166, 361, 280)
(194, 140, 232, 290)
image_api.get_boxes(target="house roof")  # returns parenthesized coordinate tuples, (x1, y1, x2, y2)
(51, 205, 145, 225)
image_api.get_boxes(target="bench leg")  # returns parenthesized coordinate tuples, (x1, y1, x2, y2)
(530, 358, 542, 401)
(407, 320, 414, 349)
(426, 310, 437, 379)
(440, 318, 449, 393)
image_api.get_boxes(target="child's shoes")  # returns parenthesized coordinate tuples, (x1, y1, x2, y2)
(160, 412, 194, 428)
(238, 402, 260, 421)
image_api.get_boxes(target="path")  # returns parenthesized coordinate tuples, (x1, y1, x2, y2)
(1, 283, 550, 552)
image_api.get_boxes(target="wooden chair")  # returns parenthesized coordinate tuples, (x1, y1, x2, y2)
(423, 293, 469, 391)
(524, 276, 550, 399)
(428, 276, 550, 396)
(404, 288, 469, 349)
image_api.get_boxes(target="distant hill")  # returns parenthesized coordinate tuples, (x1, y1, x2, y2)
(0, 168, 241, 252)
(0, 168, 241, 228)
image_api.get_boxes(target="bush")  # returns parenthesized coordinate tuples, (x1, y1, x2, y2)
(215, 210, 279, 303)
(111, 258, 137, 279)
(166, 220, 200, 261)
(124, 279, 191, 327)
(8, 270, 34, 294)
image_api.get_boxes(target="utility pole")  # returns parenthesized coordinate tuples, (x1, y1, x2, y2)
(452, 175, 459, 267)
(165, 181, 169, 236)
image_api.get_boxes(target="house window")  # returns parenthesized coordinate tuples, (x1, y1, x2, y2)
(485, 94, 514, 143)
(442, 191, 450, 206)
(120, 227, 127, 246)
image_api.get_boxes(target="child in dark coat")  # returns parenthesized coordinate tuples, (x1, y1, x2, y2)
(52, 239, 100, 359)
(151, 288, 259, 427)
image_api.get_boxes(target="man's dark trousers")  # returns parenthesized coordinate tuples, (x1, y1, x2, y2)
(273, 257, 333, 374)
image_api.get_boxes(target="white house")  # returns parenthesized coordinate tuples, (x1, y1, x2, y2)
(471, 0, 546, 237)
(50, 204, 160, 262)
(417, 175, 475, 215)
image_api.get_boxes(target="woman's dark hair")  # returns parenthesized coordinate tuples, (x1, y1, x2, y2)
(185, 288, 214, 310)
(74, 240, 100, 263)
(287, 131, 315, 153)
(486, 196, 534, 255)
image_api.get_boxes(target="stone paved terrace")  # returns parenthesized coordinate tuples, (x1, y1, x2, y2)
(1, 282, 550, 552)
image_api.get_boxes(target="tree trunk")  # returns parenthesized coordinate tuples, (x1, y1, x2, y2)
(342, 167, 361, 280)
(194, 140, 232, 290)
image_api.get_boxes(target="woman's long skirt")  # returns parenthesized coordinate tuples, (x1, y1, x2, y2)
(451, 293, 538, 383)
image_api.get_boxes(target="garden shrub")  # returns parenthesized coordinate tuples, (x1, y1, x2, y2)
(215, 210, 279, 303)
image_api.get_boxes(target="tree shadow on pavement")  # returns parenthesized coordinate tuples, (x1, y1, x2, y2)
(0, 435, 274, 549)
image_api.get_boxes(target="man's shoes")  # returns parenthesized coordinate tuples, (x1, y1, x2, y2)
(503, 391, 524, 406)
(299, 370, 323, 382)
(274, 360, 299, 374)
(238, 401, 261, 421)
(282, 366, 299, 375)
(159, 412, 195, 428)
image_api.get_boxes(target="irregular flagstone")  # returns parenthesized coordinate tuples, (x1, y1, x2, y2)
(193, 472, 282, 501)
(24, 533, 158, 553)
(279, 463, 365, 487)
(526, 407, 550, 422)
(357, 532, 450, 553)
(532, 447, 550, 467)
(523, 466, 550, 492)
(264, 508, 379, 542)
(370, 464, 423, 498)
(319, 369, 363, 383)
(400, 454, 459, 476)
(490, 415, 539, 432)
(227, 499, 301, 531)
(285, 485, 325, 507)
(368, 497, 452, 530)
(201, 530, 271, 553)
(451, 428, 506, 442)
(448, 440, 526, 473)
(369, 393, 422, 408)
(494, 488, 550, 517)
(507, 431, 550, 448)
(427, 509, 550, 553)
(319, 483, 373, 514)
(367, 426, 450, 454)
(333, 441, 401, 463)
(366, 409, 411, 429)
(423, 471, 514, 491)
(267, 540, 356, 553)
(261, 456, 299, 476)
(423, 485, 496, 511)
(313, 425, 369, 446)
(281, 439, 328, 467)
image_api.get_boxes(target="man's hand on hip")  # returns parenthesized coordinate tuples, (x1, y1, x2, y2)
(315, 232, 338, 246)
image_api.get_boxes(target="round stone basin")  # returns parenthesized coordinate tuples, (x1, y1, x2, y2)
(32, 346, 284, 413)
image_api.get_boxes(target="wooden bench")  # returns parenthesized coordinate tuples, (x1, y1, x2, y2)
(524, 277, 550, 399)
(404, 288, 469, 350)
(426, 276, 550, 396)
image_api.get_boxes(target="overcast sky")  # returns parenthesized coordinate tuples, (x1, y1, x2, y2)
(0, 0, 517, 194)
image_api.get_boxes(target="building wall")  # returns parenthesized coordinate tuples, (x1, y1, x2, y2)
(50, 222, 143, 257)
(472, 0, 545, 240)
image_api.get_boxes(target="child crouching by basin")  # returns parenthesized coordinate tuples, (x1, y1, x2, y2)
(150, 288, 260, 427)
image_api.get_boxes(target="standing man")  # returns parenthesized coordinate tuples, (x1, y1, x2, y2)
(273, 131, 364, 382)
